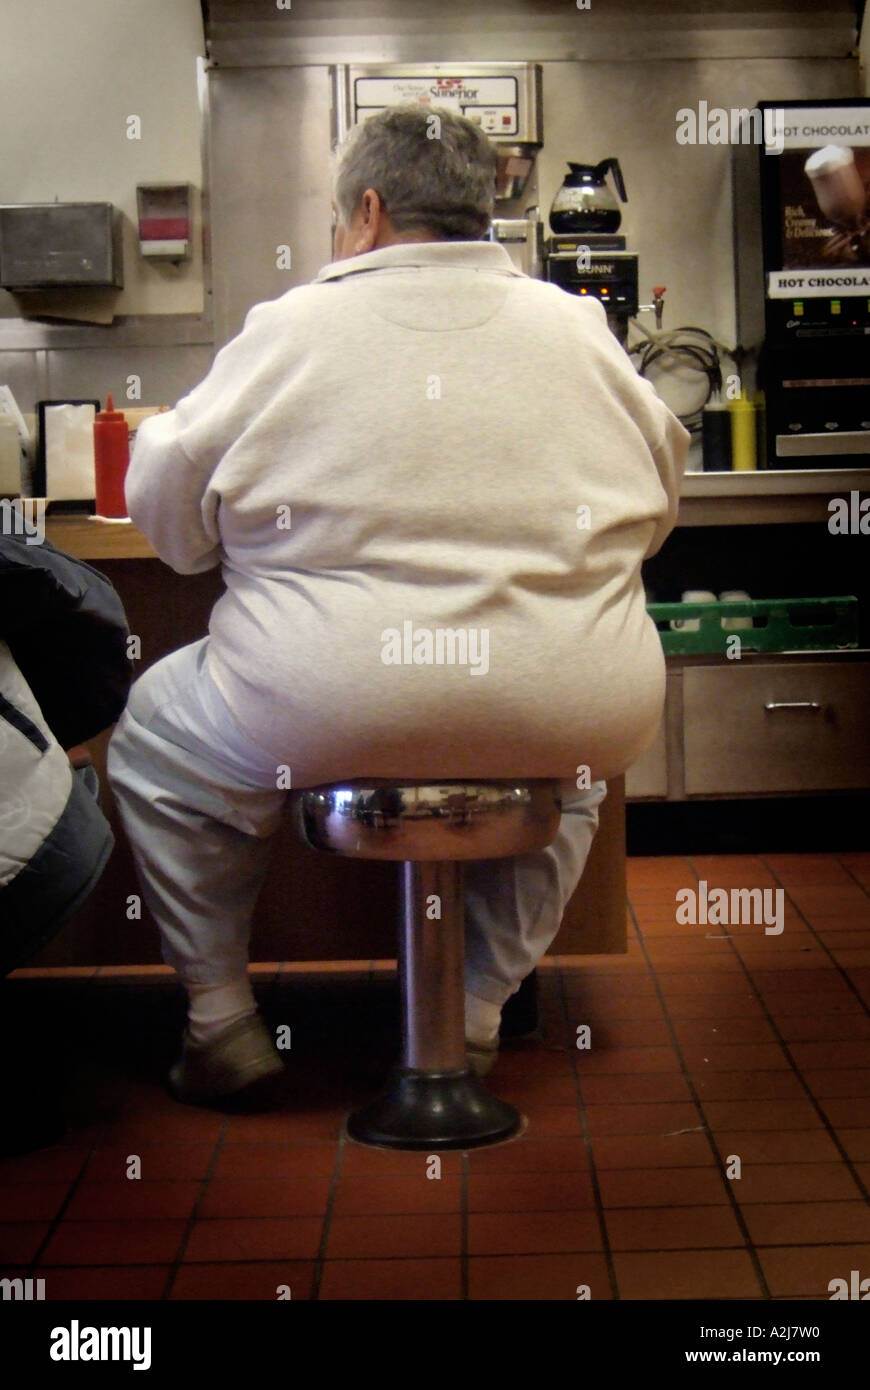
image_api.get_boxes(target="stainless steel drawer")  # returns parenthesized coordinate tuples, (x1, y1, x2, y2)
(683, 662, 870, 795)
(625, 718, 668, 799)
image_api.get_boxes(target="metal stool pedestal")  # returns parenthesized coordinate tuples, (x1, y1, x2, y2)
(294, 780, 562, 1150)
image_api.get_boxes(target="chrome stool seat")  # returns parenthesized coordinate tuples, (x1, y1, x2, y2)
(293, 779, 562, 1149)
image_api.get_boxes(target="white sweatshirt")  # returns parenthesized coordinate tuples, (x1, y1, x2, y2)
(126, 240, 688, 786)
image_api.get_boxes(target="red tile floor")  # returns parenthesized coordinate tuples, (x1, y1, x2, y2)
(2, 851, 869, 1301)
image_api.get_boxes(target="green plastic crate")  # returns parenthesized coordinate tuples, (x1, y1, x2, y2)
(647, 596, 859, 656)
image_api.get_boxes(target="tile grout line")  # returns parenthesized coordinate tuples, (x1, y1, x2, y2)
(554, 956, 621, 1301)
(834, 854, 870, 902)
(627, 871, 772, 1299)
(460, 1149, 469, 1300)
(21, 1236, 870, 1274)
(25, 1131, 109, 1279)
(310, 1122, 347, 1301)
(161, 1114, 232, 1300)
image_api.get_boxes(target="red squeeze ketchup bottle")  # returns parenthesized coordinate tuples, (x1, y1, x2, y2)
(93, 393, 130, 518)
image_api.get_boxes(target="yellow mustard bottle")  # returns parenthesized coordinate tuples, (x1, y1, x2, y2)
(728, 390, 757, 471)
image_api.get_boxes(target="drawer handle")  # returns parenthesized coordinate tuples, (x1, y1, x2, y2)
(764, 701, 822, 712)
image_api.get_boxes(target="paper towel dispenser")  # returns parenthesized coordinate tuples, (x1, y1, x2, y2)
(0, 203, 123, 289)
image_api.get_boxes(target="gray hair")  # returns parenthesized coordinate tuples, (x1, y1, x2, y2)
(333, 104, 497, 240)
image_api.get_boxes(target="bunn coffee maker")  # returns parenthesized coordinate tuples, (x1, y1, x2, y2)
(740, 99, 870, 469)
(544, 160, 639, 345)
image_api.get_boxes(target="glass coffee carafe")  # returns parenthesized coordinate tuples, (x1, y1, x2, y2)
(549, 159, 628, 234)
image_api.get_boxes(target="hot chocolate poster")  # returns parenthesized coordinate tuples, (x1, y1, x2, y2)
(777, 141, 870, 270)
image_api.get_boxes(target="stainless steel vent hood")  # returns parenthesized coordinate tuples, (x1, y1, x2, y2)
(203, 1, 859, 65)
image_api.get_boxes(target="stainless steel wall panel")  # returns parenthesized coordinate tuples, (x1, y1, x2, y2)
(0, 315, 214, 352)
(45, 345, 216, 409)
(207, 66, 333, 345)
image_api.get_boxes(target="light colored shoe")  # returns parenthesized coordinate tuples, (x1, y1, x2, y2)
(169, 1013, 285, 1108)
(466, 1039, 499, 1078)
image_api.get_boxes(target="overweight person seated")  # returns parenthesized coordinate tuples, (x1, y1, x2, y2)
(107, 105, 687, 1107)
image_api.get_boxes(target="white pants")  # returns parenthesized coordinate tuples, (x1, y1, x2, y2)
(106, 638, 607, 1008)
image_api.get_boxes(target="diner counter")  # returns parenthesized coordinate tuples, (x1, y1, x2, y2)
(34, 466, 870, 559)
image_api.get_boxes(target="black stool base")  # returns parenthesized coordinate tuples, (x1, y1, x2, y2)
(347, 1067, 522, 1150)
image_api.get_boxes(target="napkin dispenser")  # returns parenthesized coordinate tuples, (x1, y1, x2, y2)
(35, 399, 100, 505)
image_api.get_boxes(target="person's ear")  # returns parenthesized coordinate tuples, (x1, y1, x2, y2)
(352, 189, 382, 254)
